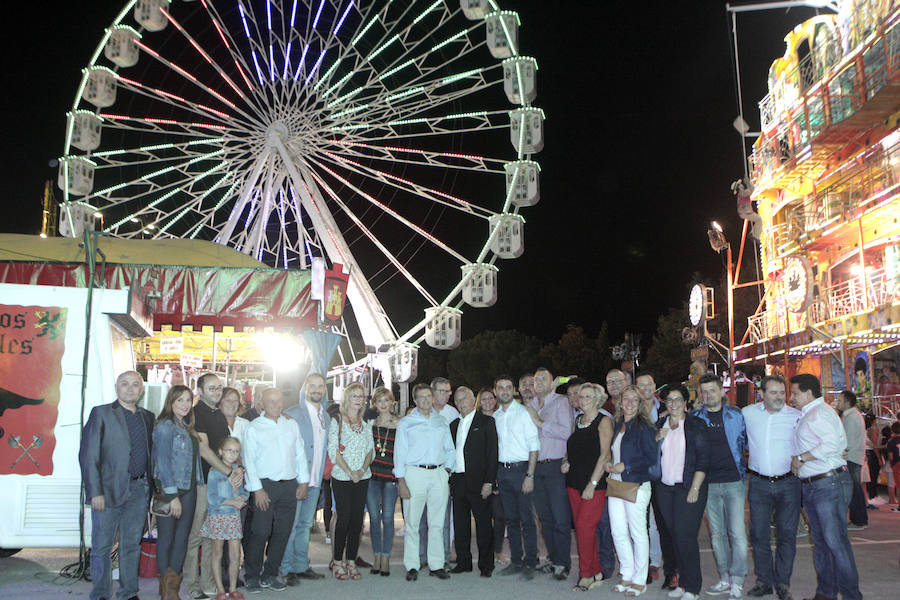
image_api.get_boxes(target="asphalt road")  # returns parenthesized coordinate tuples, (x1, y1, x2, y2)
(2, 499, 899, 600)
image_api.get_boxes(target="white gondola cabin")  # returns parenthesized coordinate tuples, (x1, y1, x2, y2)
(82, 67, 117, 108)
(57, 157, 96, 197)
(461, 263, 498, 307)
(135, 0, 170, 33)
(67, 111, 103, 152)
(104, 26, 141, 68)
(503, 56, 537, 105)
(504, 160, 540, 207)
(57, 202, 94, 238)
(510, 107, 545, 154)
(489, 214, 525, 259)
(461, 0, 491, 20)
(485, 11, 520, 59)
(424, 307, 462, 350)
(389, 342, 418, 383)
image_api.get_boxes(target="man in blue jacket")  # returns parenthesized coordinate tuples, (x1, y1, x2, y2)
(280, 373, 331, 584)
(79, 371, 154, 600)
(692, 374, 748, 600)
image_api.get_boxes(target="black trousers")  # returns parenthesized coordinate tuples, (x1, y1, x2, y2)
(649, 484, 677, 577)
(245, 479, 297, 580)
(156, 486, 197, 574)
(653, 481, 708, 595)
(491, 490, 505, 553)
(451, 473, 494, 572)
(864, 449, 880, 500)
(331, 478, 369, 561)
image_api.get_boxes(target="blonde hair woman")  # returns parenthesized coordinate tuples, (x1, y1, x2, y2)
(367, 386, 399, 576)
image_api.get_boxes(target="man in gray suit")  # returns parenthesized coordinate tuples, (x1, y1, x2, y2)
(79, 371, 155, 600)
(280, 373, 331, 584)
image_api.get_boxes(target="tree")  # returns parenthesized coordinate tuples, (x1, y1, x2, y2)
(446, 329, 542, 390)
(644, 306, 693, 385)
(538, 323, 613, 380)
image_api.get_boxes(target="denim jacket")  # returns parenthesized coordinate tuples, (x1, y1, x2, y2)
(613, 418, 659, 483)
(152, 419, 204, 494)
(206, 468, 248, 516)
(691, 404, 748, 481)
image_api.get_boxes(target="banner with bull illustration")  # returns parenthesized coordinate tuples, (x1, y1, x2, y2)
(0, 305, 66, 475)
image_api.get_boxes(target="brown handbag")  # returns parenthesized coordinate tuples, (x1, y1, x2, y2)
(605, 478, 640, 503)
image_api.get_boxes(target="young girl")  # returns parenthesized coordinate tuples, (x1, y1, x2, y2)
(201, 437, 248, 600)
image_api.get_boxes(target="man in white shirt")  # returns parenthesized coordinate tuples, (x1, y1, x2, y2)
(449, 387, 498, 577)
(493, 375, 540, 581)
(789, 374, 861, 600)
(242, 388, 310, 592)
(280, 374, 330, 584)
(742, 376, 801, 600)
(836, 390, 867, 529)
(394, 383, 455, 581)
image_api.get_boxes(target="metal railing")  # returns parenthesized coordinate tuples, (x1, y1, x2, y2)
(752, 17, 900, 184)
(748, 267, 899, 343)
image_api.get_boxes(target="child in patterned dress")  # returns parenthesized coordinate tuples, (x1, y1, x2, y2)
(201, 436, 248, 600)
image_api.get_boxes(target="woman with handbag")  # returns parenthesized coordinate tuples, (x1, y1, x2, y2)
(152, 385, 204, 600)
(561, 383, 613, 592)
(604, 385, 658, 597)
(652, 383, 709, 600)
(327, 382, 375, 580)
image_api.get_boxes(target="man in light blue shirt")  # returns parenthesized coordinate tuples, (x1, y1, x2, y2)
(394, 383, 455, 581)
(742, 375, 801, 600)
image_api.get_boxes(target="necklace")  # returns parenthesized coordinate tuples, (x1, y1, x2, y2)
(375, 418, 392, 457)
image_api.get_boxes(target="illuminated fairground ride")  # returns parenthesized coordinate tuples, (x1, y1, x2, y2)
(726, 0, 900, 417)
(55, 0, 544, 387)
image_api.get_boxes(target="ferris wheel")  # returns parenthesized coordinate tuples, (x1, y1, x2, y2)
(58, 0, 544, 382)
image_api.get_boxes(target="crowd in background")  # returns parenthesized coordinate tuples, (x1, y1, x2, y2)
(78, 364, 900, 600)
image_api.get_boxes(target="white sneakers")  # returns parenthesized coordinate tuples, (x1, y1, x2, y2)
(707, 580, 731, 595)
(667, 587, 684, 597)
(730, 582, 743, 599)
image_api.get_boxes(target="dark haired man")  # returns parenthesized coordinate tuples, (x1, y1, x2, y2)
(693, 374, 748, 600)
(742, 376, 800, 600)
(836, 390, 867, 529)
(789, 374, 861, 600)
(493, 375, 540, 581)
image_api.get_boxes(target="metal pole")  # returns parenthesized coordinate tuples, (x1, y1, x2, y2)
(728, 243, 737, 403)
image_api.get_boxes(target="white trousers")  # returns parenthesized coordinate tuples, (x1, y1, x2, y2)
(608, 481, 652, 585)
(402, 466, 450, 571)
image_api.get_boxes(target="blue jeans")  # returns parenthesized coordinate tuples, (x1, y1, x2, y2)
(596, 501, 615, 578)
(706, 480, 748, 586)
(498, 463, 537, 567)
(279, 486, 321, 575)
(532, 459, 572, 569)
(802, 470, 862, 600)
(748, 474, 800, 588)
(90, 477, 149, 600)
(367, 478, 399, 556)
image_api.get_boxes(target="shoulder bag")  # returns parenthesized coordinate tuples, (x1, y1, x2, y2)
(605, 478, 640, 503)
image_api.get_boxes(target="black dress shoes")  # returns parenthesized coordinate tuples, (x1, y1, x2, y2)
(662, 574, 679, 590)
(450, 565, 472, 574)
(429, 568, 451, 579)
(480, 568, 493, 578)
(747, 582, 774, 597)
(406, 568, 418, 581)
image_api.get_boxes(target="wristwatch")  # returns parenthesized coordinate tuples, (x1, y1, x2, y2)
(525, 472, 534, 479)
(590, 479, 599, 486)
(797, 455, 805, 463)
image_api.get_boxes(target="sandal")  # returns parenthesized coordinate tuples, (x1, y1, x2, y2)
(228, 593, 245, 600)
(346, 561, 361, 581)
(625, 583, 646, 597)
(330, 559, 349, 580)
(573, 577, 593, 592)
(614, 579, 632, 593)
(588, 574, 605, 590)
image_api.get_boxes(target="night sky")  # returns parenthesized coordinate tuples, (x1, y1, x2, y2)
(0, 1, 829, 346)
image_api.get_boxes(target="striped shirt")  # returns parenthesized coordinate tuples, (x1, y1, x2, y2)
(371, 426, 397, 481)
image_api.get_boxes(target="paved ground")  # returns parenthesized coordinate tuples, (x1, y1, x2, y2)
(1, 498, 899, 600)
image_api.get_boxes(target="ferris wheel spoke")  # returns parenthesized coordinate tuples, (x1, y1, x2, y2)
(216, 146, 273, 244)
(330, 108, 509, 141)
(198, 0, 257, 94)
(327, 140, 505, 173)
(89, 138, 229, 166)
(305, 168, 440, 307)
(112, 74, 258, 130)
(97, 112, 237, 138)
(316, 149, 495, 219)
(305, 154, 470, 263)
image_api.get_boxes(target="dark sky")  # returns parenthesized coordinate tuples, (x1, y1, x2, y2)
(0, 1, 827, 346)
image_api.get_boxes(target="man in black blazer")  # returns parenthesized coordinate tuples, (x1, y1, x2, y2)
(449, 386, 499, 577)
(79, 371, 155, 600)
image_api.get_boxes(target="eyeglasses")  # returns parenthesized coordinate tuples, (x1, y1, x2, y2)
(222, 448, 241, 454)
(206, 385, 224, 392)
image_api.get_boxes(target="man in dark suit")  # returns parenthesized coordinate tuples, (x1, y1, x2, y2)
(79, 371, 154, 600)
(449, 386, 499, 577)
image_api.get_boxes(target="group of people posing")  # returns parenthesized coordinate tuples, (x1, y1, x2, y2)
(79, 367, 864, 600)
